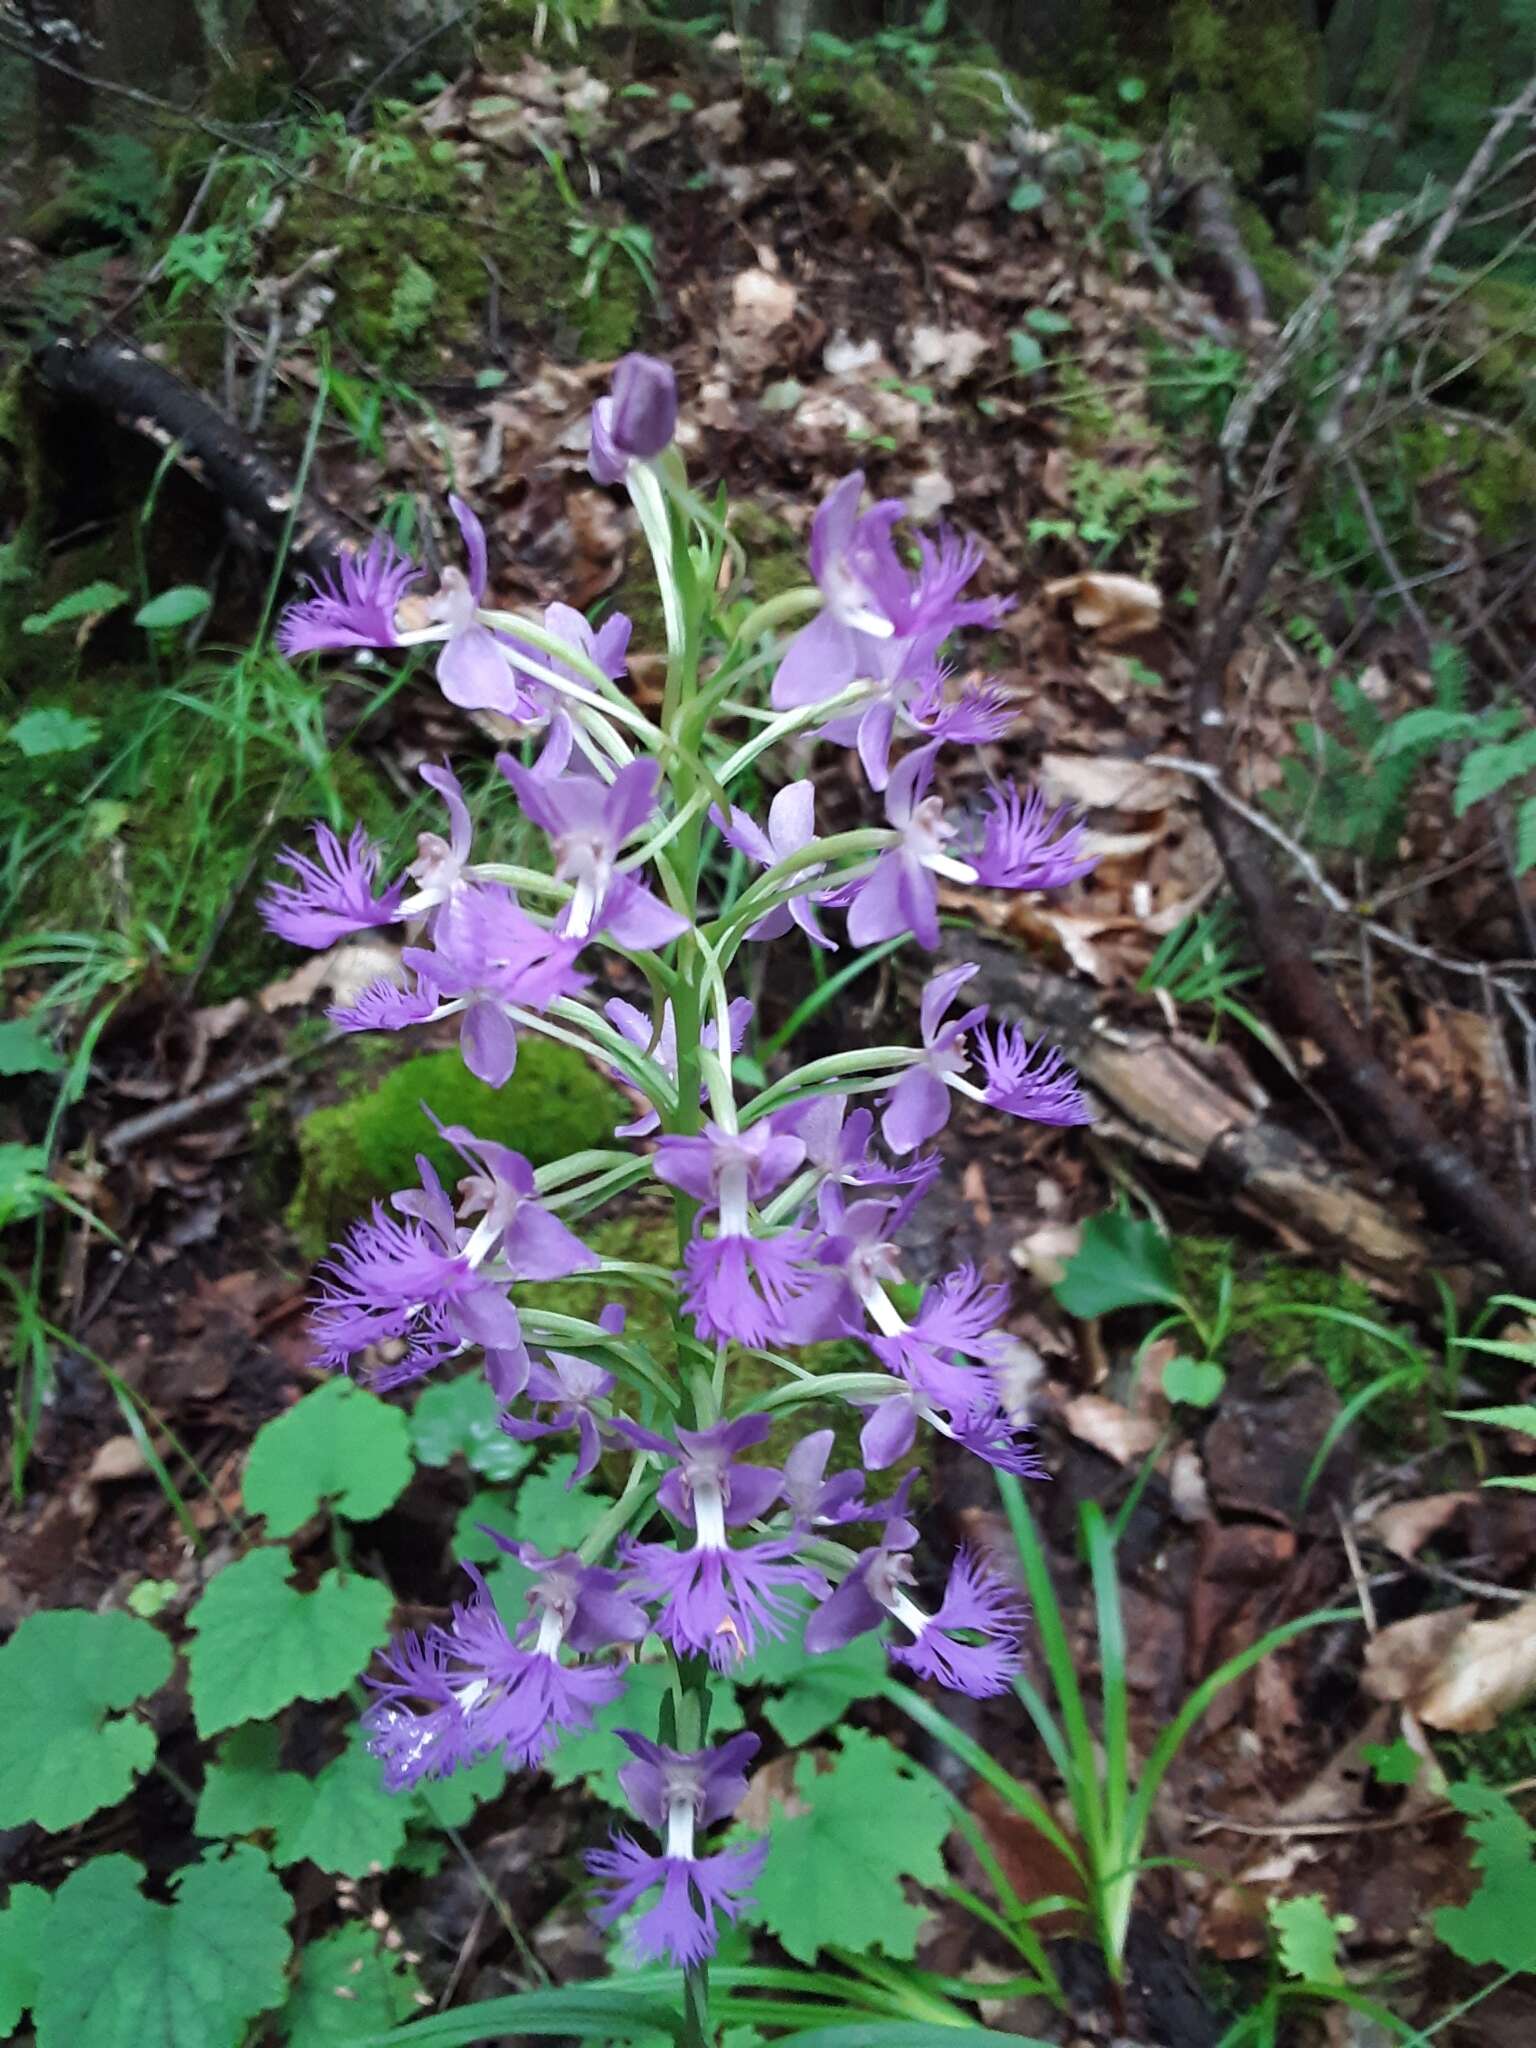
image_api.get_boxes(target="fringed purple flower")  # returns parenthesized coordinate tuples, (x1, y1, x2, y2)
(277, 534, 418, 657)
(783, 1428, 867, 1528)
(714, 781, 835, 950)
(968, 785, 1097, 892)
(806, 1487, 1026, 1697)
(586, 1730, 766, 1966)
(412, 497, 527, 716)
(589, 353, 679, 485)
(400, 762, 475, 922)
(880, 963, 988, 1154)
(364, 1555, 643, 1786)
(259, 822, 405, 948)
(655, 1121, 816, 1346)
(617, 1417, 825, 1667)
(977, 1023, 1092, 1126)
(502, 1342, 616, 1478)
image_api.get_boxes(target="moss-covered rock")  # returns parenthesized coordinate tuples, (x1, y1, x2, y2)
(286, 1040, 625, 1258)
(1169, 0, 1322, 180)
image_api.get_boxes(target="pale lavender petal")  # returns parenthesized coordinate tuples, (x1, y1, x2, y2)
(461, 999, 518, 1087)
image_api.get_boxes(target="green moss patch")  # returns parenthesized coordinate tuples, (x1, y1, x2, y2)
(286, 1041, 624, 1259)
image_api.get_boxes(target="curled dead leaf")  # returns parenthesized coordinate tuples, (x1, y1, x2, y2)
(1038, 751, 1183, 814)
(1364, 1601, 1536, 1733)
(87, 1434, 151, 1484)
(1060, 1393, 1160, 1465)
(1368, 1492, 1477, 1560)
(1044, 571, 1163, 642)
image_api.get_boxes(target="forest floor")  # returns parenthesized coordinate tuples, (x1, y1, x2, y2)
(4, 14, 1536, 2047)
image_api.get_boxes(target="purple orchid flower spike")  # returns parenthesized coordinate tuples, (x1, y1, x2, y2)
(654, 1122, 814, 1346)
(713, 781, 835, 950)
(498, 752, 687, 947)
(617, 1416, 826, 1668)
(881, 963, 988, 1155)
(603, 997, 752, 1138)
(364, 1554, 640, 1787)
(968, 785, 1097, 892)
(844, 745, 975, 951)
(277, 534, 419, 657)
(259, 822, 405, 948)
(806, 1484, 1027, 1697)
(589, 353, 679, 485)
(585, 1731, 767, 1967)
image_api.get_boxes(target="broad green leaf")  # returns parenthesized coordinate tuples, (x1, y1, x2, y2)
(1434, 1779, 1536, 1972)
(0, 1016, 66, 1075)
(7, 707, 101, 757)
(1517, 794, 1536, 877)
(454, 1455, 595, 1563)
(549, 1659, 744, 1808)
(1161, 1354, 1225, 1408)
(1008, 331, 1045, 375)
(747, 1730, 951, 1963)
(413, 1752, 506, 1829)
(1024, 307, 1073, 335)
(32, 1848, 292, 2048)
(0, 1884, 51, 2034)
(0, 1142, 54, 1227)
(20, 581, 129, 634)
(411, 1371, 535, 1481)
(1007, 179, 1046, 212)
(743, 1597, 887, 1745)
(0, 1607, 172, 1830)
(1269, 1892, 1346, 1985)
(195, 1722, 311, 1841)
(133, 585, 212, 629)
(1363, 1736, 1421, 1786)
(186, 1548, 393, 1735)
(1053, 1207, 1181, 1318)
(244, 1378, 414, 1535)
(280, 1924, 423, 2047)
(278, 1738, 410, 1875)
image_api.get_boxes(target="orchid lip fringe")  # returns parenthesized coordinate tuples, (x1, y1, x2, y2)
(263, 351, 1094, 1980)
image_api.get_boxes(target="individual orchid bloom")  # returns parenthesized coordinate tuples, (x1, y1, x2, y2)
(654, 1122, 814, 1347)
(501, 1344, 616, 1479)
(842, 745, 976, 951)
(586, 1731, 767, 1967)
(405, 497, 531, 717)
(813, 647, 1014, 793)
(806, 1498, 1027, 1698)
(499, 752, 687, 946)
(965, 785, 1097, 892)
(364, 1554, 642, 1786)
(780, 1186, 921, 1348)
(880, 963, 988, 1155)
(277, 533, 419, 657)
(401, 882, 590, 1088)
(775, 1095, 936, 1213)
(308, 1185, 527, 1391)
(603, 997, 753, 1138)
(975, 1023, 1092, 1127)
(499, 603, 633, 733)
(398, 763, 476, 922)
(713, 781, 835, 950)
(617, 1416, 826, 1667)
(429, 1122, 600, 1284)
(782, 1428, 867, 1528)
(259, 822, 405, 948)
(589, 353, 680, 486)
(770, 472, 1007, 736)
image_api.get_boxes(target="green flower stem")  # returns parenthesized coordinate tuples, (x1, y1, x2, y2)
(728, 585, 823, 648)
(739, 1045, 917, 1124)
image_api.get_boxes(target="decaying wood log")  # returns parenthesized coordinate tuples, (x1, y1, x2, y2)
(947, 935, 1442, 1288)
(34, 331, 355, 580)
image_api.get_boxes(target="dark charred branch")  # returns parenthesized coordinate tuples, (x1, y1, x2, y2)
(33, 330, 354, 580)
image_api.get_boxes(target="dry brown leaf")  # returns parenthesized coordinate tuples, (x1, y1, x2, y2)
(1364, 1602, 1536, 1731)
(259, 937, 403, 1014)
(1044, 571, 1163, 641)
(1060, 1393, 1160, 1464)
(1369, 1492, 1477, 1560)
(1037, 752, 1183, 814)
(87, 1435, 151, 1483)
(1010, 1220, 1081, 1289)
(720, 267, 798, 378)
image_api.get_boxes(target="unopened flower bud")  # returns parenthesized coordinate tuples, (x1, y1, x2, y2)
(589, 353, 678, 482)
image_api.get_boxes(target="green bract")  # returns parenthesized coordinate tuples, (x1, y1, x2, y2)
(0, 1608, 172, 1830)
